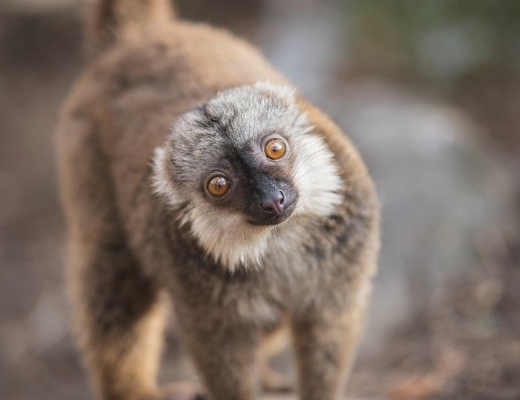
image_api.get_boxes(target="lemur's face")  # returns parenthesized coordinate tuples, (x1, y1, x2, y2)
(153, 82, 342, 269)
(199, 128, 298, 226)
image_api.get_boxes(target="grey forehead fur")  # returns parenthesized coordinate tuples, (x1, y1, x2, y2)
(201, 82, 307, 146)
(167, 82, 309, 185)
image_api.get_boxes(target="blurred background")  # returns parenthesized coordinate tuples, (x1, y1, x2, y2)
(1, 0, 519, 399)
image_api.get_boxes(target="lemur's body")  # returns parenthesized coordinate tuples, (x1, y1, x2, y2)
(56, 1, 379, 400)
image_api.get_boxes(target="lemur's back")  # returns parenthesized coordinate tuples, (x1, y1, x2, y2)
(60, 20, 287, 152)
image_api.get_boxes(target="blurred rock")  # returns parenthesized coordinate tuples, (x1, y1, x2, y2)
(324, 79, 515, 350)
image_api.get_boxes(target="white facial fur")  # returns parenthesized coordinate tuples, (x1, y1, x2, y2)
(152, 82, 343, 270)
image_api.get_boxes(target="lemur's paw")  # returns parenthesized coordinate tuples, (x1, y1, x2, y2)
(152, 382, 206, 400)
(261, 367, 294, 394)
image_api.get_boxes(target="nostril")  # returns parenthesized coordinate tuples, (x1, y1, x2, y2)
(278, 191, 285, 205)
(261, 192, 285, 216)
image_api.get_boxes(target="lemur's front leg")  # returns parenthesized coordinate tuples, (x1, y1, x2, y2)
(292, 282, 370, 400)
(176, 304, 262, 400)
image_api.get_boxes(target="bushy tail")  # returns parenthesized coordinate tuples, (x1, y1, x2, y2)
(85, 0, 175, 54)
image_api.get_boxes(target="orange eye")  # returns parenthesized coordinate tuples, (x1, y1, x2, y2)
(265, 138, 286, 160)
(207, 176, 230, 197)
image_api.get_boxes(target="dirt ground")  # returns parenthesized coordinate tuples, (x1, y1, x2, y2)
(348, 224, 520, 400)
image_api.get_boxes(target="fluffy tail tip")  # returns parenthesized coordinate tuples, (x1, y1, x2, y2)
(84, 0, 175, 55)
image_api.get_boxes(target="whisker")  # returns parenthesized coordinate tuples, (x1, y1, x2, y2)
(293, 168, 318, 185)
(291, 146, 329, 180)
(291, 134, 348, 185)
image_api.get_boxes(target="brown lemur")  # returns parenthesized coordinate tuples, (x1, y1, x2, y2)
(55, 1, 380, 400)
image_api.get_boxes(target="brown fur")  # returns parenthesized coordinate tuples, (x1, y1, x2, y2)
(56, 1, 380, 399)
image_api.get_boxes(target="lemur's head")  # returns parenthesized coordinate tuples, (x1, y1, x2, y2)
(153, 82, 342, 269)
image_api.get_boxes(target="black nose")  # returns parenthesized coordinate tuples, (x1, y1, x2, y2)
(261, 191, 285, 216)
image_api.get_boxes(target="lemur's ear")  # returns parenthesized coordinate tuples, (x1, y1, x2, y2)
(152, 146, 186, 208)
